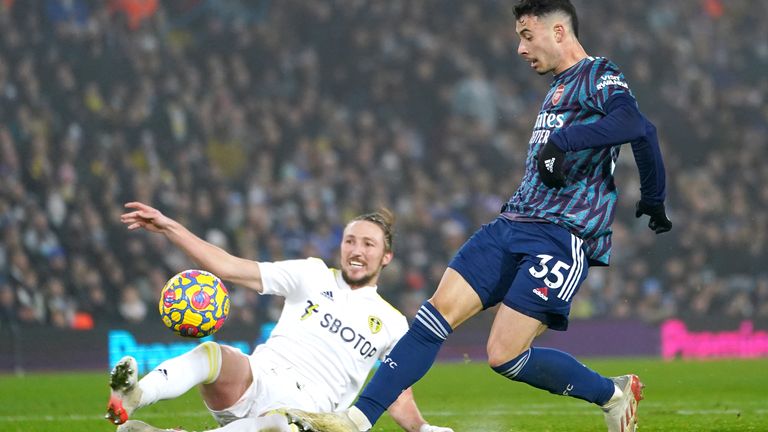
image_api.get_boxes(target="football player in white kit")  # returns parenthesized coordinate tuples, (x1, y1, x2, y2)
(107, 201, 453, 432)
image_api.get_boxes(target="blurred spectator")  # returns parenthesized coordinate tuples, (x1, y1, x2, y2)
(45, 276, 75, 327)
(0, 280, 18, 326)
(118, 284, 147, 323)
(109, 0, 158, 30)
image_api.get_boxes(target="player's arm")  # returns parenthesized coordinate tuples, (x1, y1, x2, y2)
(120, 201, 265, 292)
(548, 92, 669, 206)
(630, 119, 672, 233)
(548, 93, 646, 151)
(537, 93, 647, 188)
(545, 93, 672, 233)
(387, 386, 454, 432)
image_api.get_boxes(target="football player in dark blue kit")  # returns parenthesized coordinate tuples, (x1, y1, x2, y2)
(283, 1, 671, 431)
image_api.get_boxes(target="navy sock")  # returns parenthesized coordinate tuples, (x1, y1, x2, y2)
(492, 347, 615, 405)
(355, 302, 452, 424)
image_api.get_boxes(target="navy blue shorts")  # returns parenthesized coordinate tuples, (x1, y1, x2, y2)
(448, 216, 589, 331)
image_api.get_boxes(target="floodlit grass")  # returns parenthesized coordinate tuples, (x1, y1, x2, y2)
(1, 357, 767, 431)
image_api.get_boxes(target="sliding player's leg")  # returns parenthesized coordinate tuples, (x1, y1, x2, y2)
(116, 419, 185, 431)
(209, 350, 334, 431)
(117, 413, 295, 432)
(106, 342, 238, 424)
(199, 345, 253, 411)
(106, 355, 143, 425)
(112, 346, 323, 431)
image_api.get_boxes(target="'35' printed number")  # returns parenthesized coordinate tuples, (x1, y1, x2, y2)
(528, 254, 571, 289)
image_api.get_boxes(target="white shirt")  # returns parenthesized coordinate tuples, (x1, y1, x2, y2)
(257, 257, 408, 410)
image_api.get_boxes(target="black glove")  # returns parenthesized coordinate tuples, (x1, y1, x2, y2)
(635, 201, 672, 234)
(536, 140, 566, 188)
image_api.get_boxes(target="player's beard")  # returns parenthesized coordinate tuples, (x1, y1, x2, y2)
(342, 265, 382, 288)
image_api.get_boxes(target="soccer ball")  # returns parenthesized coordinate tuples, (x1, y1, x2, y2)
(159, 269, 230, 338)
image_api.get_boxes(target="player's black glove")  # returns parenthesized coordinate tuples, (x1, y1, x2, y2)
(635, 201, 672, 234)
(536, 140, 567, 188)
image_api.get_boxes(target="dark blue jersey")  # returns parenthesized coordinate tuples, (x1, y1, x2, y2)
(504, 57, 636, 266)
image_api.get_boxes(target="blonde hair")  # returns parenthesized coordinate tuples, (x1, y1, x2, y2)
(352, 208, 395, 252)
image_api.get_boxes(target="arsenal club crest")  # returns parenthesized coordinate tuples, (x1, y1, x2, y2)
(552, 84, 565, 105)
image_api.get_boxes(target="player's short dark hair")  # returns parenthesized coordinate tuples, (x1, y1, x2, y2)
(352, 208, 395, 252)
(513, 0, 579, 38)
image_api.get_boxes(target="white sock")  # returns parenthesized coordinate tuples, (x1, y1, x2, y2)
(204, 414, 292, 432)
(603, 383, 624, 407)
(347, 406, 373, 431)
(137, 341, 222, 408)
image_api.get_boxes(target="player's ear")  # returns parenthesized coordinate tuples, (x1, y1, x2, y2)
(554, 23, 565, 42)
(381, 251, 393, 267)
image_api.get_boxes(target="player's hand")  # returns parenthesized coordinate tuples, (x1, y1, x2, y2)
(120, 202, 174, 233)
(536, 140, 567, 188)
(419, 424, 454, 432)
(635, 200, 672, 234)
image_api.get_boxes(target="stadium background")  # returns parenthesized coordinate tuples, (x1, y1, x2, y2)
(1, 0, 768, 374)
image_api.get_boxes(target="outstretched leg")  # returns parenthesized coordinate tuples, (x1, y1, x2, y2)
(106, 341, 239, 424)
(117, 419, 185, 431)
(488, 305, 615, 404)
(106, 356, 143, 425)
(487, 305, 643, 431)
(116, 413, 294, 432)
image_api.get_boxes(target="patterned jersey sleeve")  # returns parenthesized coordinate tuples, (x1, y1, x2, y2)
(584, 58, 635, 113)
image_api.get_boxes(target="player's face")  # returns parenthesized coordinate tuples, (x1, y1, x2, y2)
(515, 14, 561, 75)
(339, 220, 393, 289)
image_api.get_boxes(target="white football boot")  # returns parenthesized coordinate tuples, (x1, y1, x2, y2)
(601, 374, 645, 432)
(116, 420, 185, 432)
(106, 356, 143, 425)
(279, 408, 362, 432)
(257, 413, 302, 432)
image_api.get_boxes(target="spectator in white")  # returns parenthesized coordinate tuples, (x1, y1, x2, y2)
(117, 284, 148, 324)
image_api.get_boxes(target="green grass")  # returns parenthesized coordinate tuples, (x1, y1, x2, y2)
(1, 358, 767, 431)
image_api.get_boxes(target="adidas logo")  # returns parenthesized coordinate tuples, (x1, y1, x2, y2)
(544, 158, 556, 173)
(321, 291, 334, 301)
(532, 287, 549, 301)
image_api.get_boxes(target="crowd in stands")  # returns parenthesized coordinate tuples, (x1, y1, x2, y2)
(1, 0, 766, 332)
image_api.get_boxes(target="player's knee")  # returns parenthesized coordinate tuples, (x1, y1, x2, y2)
(193, 340, 222, 360)
(195, 340, 220, 351)
(200, 344, 251, 410)
(192, 341, 223, 384)
(218, 343, 241, 358)
(427, 268, 483, 328)
(489, 348, 531, 380)
(486, 341, 528, 369)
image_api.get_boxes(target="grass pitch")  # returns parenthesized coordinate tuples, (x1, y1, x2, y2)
(1, 357, 767, 431)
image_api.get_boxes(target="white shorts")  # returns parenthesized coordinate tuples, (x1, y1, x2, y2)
(207, 346, 335, 426)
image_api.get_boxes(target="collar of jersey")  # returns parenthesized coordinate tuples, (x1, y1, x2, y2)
(553, 56, 590, 84)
